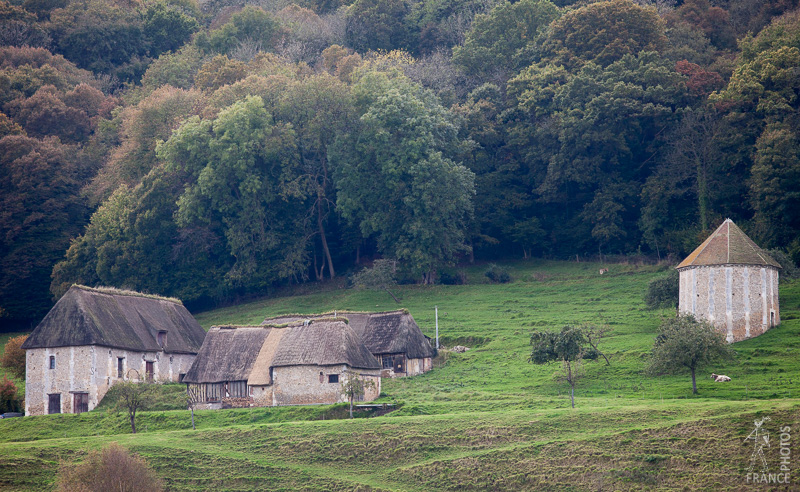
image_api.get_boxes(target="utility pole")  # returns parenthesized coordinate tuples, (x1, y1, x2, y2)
(435, 306, 439, 350)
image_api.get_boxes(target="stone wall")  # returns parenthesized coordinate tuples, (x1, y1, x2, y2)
(271, 364, 381, 406)
(406, 357, 432, 376)
(679, 265, 780, 342)
(25, 345, 195, 416)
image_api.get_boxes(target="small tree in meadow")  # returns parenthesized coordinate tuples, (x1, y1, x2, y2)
(351, 259, 401, 303)
(114, 381, 156, 433)
(340, 371, 376, 418)
(646, 315, 734, 394)
(529, 325, 608, 408)
(644, 269, 679, 309)
(1, 334, 28, 379)
(56, 443, 164, 492)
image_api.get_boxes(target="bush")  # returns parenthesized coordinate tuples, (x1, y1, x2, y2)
(644, 269, 679, 309)
(1, 334, 27, 379)
(57, 443, 164, 492)
(0, 376, 23, 413)
(484, 264, 511, 283)
(438, 268, 466, 285)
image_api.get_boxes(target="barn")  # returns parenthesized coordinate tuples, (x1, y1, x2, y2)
(262, 310, 435, 377)
(677, 219, 781, 342)
(21, 285, 206, 415)
(182, 318, 381, 409)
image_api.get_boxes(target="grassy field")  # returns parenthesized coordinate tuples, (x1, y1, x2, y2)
(1, 259, 798, 490)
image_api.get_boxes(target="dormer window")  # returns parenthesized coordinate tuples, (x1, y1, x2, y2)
(157, 331, 167, 348)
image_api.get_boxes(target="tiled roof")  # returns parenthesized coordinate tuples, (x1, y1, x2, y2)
(676, 219, 780, 269)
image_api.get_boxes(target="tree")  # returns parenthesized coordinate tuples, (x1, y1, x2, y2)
(340, 370, 376, 418)
(0, 376, 22, 413)
(56, 443, 164, 492)
(113, 381, 156, 434)
(0, 135, 89, 321)
(0, 335, 28, 380)
(331, 70, 475, 283)
(158, 95, 310, 288)
(539, 0, 667, 69)
(452, 0, 559, 82)
(529, 325, 606, 408)
(345, 0, 411, 53)
(351, 259, 401, 302)
(646, 315, 734, 394)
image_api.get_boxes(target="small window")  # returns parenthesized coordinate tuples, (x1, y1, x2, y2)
(48, 394, 60, 414)
(49, 356, 55, 370)
(117, 357, 124, 378)
(157, 331, 167, 348)
(328, 374, 339, 383)
(381, 356, 393, 369)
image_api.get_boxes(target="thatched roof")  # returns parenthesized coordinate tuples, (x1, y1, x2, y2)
(21, 285, 206, 353)
(183, 320, 379, 384)
(182, 326, 273, 384)
(270, 319, 380, 370)
(676, 219, 780, 270)
(262, 310, 435, 359)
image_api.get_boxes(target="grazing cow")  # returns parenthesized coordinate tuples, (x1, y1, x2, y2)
(711, 373, 731, 382)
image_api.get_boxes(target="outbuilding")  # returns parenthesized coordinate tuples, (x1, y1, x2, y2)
(262, 310, 435, 377)
(676, 219, 781, 342)
(22, 285, 206, 415)
(182, 318, 381, 409)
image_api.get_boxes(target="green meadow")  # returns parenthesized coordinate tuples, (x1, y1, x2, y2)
(1, 260, 798, 490)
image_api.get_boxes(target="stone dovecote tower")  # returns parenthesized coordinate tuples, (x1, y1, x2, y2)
(677, 219, 781, 343)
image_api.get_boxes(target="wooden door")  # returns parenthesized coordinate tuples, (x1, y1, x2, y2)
(146, 361, 154, 381)
(48, 394, 60, 414)
(73, 393, 88, 413)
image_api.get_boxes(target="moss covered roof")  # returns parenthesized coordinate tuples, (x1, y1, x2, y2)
(676, 219, 780, 269)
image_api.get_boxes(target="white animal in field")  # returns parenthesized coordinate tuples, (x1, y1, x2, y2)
(711, 373, 731, 382)
(599, 268, 608, 275)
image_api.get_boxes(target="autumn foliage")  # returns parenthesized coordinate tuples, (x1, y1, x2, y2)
(0, 335, 27, 379)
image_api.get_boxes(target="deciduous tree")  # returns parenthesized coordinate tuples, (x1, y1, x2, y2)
(646, 315, 734, 394)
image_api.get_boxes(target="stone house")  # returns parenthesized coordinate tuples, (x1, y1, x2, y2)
(677, 219, 781, 342)
(182, 318, 381, 409)
(262, 310, 435, 377)
(21, 285, 206, 415)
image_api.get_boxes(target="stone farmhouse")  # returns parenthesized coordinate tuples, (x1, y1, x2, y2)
(677, 219, 781, 343)
(22, 285, 206, 415)
(262, 310, 435, 377)
(182, 319, 381, 409)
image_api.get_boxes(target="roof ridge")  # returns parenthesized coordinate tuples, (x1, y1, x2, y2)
(73, 284, 183, 305)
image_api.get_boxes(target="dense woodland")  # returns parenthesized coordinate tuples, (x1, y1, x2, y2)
(1, 0, 799, 323)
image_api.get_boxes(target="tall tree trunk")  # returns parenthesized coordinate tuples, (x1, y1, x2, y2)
(349, 395, 353, 419)
(317, 198, 335, 278)
(691, 366, 697, 394)
(130, 411, 136, 434)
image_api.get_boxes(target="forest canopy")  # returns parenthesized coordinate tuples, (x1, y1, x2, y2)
(1, 0, 799, 322)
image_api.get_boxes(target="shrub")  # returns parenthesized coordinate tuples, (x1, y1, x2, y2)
(484, 264, 511, 283)
(438, 268, 466, 285)
(0, 376, 22, 413)
(644, 269, 678, 309)
(56, 443, 164, 492)
(1, 334, 27, 379)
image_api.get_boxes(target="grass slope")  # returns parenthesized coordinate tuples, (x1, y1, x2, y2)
(1, 260, 798, 490)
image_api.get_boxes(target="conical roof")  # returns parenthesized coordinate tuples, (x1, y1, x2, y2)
(676, 219, 780, 269)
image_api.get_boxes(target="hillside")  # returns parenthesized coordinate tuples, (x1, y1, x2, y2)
(1, 260, 798, 490)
